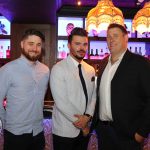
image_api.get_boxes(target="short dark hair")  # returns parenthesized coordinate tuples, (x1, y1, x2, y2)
(21, 29, 45, 42)
(68, 27, 88, 43)
(107, 23, 128, 35)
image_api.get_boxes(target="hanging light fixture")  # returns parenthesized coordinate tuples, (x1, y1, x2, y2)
(86, 0, 124, 35)
(132, 1, 150, 34)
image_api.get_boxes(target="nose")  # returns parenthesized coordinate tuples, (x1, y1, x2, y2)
(109, 37, 115, 42)
(80, 44, 87, 51)
(32, 45, 37, 51)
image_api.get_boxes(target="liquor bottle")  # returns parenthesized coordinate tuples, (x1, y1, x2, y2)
(129, 46, 132, 52)
(6, 46, 10, 58)
(57, 46, 61, 58)
(61, 44, 67, 59)
(134, 47, 138, 54)
(99, 49, 104, 59)
(139, 47, 142, 56)
(95, 49, 99, 59)
(104, 47, 109, 57)
(0, 46, 4, 58)
(89, 49, 95, 59)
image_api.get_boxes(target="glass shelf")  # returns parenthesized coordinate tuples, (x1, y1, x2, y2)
(57, 16, 150, 61)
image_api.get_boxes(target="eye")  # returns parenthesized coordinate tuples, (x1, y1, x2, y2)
(28, 42, 34, 46)
(83, 43, 88, 46)
(75, 42, 80, 45)
(37, 43, 42, 47)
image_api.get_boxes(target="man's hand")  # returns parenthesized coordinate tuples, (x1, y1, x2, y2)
(135, 132, 145, 143)
(82, 126, 90, 137)
(73, 114, 90, 129)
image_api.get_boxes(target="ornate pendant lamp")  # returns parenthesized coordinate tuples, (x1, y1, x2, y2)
(132, 1, 150, 34)
(86, 0, 124, 35)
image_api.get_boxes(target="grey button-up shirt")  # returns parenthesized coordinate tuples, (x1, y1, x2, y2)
(0, 56, 49, 136)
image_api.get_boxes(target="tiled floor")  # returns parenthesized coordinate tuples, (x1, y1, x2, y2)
(0, 119, 150, 150)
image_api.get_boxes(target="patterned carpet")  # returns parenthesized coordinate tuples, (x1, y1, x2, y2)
(0, 119, 150, 150)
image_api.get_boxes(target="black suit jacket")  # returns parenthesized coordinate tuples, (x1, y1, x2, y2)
(91, 50, 150, 138)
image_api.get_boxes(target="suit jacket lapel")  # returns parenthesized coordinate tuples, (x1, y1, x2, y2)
(66, 56, 78, 79)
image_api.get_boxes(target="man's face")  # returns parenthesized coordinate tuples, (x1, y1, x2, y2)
(21, 35, 43, 61)
(107, 27, 128, 56)
(68, 35, 88, 62)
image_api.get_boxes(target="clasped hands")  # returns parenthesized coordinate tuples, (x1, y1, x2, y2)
(73, 114, 91, 136)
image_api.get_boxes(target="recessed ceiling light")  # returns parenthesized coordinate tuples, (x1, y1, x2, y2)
(136, 2, 141, 5)
(77, 0, 81, 6)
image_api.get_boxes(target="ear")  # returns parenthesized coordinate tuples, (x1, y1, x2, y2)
(125, 34, 128, 43)
(67, 42, 70, 50)
(20, 41, 23, 49)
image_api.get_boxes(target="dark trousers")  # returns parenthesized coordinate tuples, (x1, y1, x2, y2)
(53, 131, 90, 150)
(4, 130, 45, 150)
(95, 121, 142, 150)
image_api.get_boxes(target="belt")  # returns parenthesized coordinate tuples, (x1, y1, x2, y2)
(100, 120, 113, 126)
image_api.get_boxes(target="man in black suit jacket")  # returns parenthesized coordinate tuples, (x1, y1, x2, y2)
(93, 23, 150, 150)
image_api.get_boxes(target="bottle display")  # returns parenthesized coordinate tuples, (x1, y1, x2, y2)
(128, 42, 147, 56)
(57, 17, 149, 61)
(0, 45, 11, 58)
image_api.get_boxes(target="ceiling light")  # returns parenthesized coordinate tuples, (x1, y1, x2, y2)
(86, 0, 124, 35)
(132, 1, 150, 34)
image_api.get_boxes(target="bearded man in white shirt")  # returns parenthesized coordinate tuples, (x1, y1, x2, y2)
(50, 27, 96, 150)
(0, 29, 49, 150)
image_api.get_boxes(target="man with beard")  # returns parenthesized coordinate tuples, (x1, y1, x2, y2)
(50, 27, 96, 150)
(0, 29, 49, 150)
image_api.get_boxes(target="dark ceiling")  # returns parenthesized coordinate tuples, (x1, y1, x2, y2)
(0, 0, 147, 24)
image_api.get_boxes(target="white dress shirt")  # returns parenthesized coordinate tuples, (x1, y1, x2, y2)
(50, 55, 96, 137)
(99, 51, 126, 121)
(0, 56, 49, 135)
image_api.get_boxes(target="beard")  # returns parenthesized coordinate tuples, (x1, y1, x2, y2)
(73, 50, 85, 61)
(22, 49, 41, 62)
(70, 49, 86, 61)
(74, 55, 84, 61)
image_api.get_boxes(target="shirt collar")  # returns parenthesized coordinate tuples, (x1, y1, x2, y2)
(20, 55, 38, 67)
(69, 55, 83, 67)
(108, 50, 127, 64)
